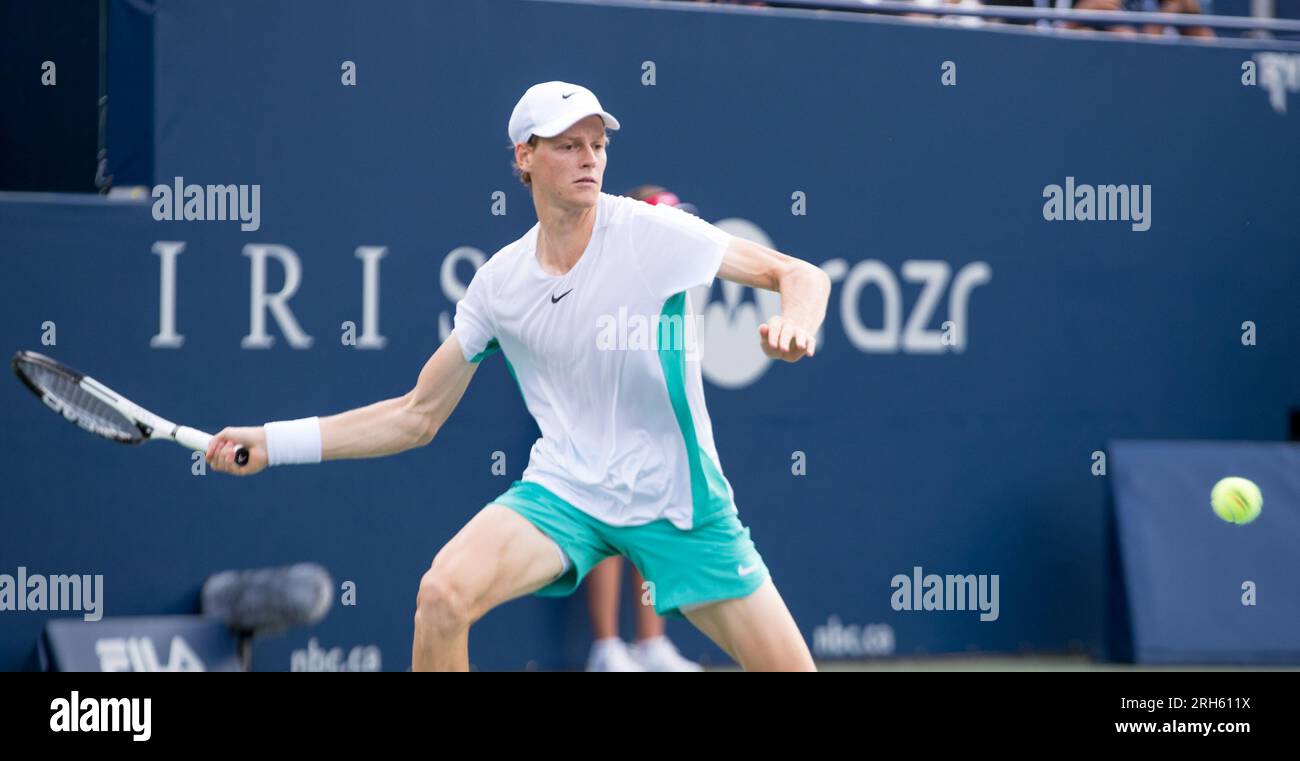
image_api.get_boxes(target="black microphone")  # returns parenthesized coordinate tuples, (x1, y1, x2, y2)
(201, 562, 334, 637)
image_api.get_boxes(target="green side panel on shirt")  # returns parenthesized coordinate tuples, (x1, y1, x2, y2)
(656, 291, 733, 527)
(471, 337, 525, 405)
(469, 337, 501, 363)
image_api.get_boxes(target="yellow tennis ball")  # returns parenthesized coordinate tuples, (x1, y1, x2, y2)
(1210, 477, 1262, 525)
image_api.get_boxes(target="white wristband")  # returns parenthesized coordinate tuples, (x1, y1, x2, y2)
(263, 417, 322, 466)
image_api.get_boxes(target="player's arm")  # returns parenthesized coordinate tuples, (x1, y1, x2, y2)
(205, 332, 480, 475)
(717, 236, 831, 362)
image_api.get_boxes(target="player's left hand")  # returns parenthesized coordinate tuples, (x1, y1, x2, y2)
(758, 316, 816, 362)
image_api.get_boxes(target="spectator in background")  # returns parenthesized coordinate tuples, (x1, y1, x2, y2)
(689, 0, 1213, 37)
(1065, 0, 1215, 36)
(582, 185, 707, 673)
(1135, 0, 1215, 37)
(983, 1, 1071, 29)
(1064, 0, 1140, 33)
(911, 0, 988, 28)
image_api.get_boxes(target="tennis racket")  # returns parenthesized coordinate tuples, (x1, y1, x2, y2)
(11, 350, 248, 466)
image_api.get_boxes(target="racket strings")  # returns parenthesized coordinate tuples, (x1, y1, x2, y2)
(21, 361, 141, 441)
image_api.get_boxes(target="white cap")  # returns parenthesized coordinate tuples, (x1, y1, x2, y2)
(508, 81, 621, 146)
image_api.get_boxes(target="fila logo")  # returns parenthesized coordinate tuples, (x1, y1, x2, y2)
(96, 635, 207, 672)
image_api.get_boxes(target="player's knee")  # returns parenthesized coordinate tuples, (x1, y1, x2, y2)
(415, 565, 474, 636)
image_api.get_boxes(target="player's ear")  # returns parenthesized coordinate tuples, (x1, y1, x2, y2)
(515, 136, 537, 170)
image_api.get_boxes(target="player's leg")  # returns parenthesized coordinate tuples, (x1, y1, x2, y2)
(587, 556, 623, 640)
(683, 577, 815, 672)
(584, 556, 646, 671)
(613, 512, 813, 672)
(412, 504, 566, 671)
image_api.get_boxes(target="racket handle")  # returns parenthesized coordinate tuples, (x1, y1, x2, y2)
(175, 426, 250, 468)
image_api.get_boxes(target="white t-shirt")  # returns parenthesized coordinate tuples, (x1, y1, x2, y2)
(454, 192, 735, 530)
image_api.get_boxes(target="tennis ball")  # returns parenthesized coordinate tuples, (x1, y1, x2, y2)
(1210, 477, 1262, 525)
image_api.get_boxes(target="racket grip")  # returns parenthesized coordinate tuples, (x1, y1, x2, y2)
(175, 426, 250, 468)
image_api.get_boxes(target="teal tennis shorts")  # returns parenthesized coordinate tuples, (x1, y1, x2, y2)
(490, 480, 769, 619)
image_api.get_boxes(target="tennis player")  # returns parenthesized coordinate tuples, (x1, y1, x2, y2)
(206, 81, 830, 672)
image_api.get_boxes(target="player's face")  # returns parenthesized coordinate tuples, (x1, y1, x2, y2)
(530, 115, 608, 206)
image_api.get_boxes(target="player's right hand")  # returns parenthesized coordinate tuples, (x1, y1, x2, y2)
(206, 426, 269, 476)
(758, 315, 817, 363)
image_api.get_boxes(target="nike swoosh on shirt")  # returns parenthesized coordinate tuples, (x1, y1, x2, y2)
(737, 563, 761, 577)
(551, 289, 574, 304)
